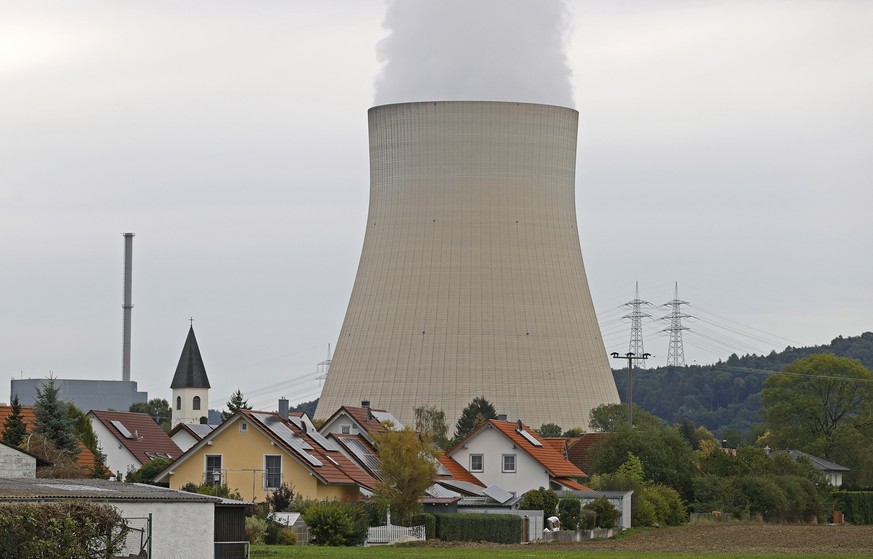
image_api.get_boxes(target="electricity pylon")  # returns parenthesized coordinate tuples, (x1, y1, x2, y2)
(621, 282, 653, 369)
(659, 282, 692, 366)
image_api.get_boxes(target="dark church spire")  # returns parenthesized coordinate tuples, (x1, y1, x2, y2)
(170, 326, 211, 389)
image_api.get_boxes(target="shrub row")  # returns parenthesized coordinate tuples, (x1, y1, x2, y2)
(0, 502, 129, 559)
(411, 512, 436, 539)
(433, 512, 522, 544)
(833, 492, 873, 525)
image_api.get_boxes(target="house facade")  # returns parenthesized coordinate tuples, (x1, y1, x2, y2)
(0, 477, 224, 559)
(448, 419, 587, 496)
(155, 410, 377, 503)
(88, 410, 182, 477)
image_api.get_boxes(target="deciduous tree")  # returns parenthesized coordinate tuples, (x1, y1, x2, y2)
(371, 427, 438, 525)
(129, 398, 172, 432)
(414, 405, 450, 449)
(537, 423, 563, 438)
(588, 403, 662, 432)
(761, 354, 873, 469)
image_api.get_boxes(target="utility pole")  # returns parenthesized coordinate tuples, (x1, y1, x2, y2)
(622, 282, 653, 369)
(610, 351, 650, 426)
(659, 282, 692, 366)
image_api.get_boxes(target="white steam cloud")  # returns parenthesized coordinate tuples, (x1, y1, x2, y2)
(374, 0, 574, 107)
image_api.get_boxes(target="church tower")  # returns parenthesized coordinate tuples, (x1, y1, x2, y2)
(170, 325, 211, 427)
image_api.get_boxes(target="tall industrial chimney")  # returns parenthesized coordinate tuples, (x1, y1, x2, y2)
(316, 101, 620, 430)
(122, 232, 134, 382)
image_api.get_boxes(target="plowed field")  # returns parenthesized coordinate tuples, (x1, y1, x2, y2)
(548, 523, 873, 555)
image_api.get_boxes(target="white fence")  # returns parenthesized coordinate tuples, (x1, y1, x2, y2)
(366, 523, 426, 545)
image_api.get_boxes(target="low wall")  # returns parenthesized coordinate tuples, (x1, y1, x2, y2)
(542, 527, 619, 542)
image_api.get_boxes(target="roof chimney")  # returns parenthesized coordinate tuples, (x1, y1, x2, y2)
(361, 400, 371, 409)
(497, 413, 508, 421)
(278, 398, 289, 420)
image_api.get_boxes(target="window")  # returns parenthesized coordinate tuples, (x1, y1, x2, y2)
(502, 454, 517, 473)
(193, 396, 201, 411)
(470, 454, 484, 472)
(265, 455, 281, 489)
(341, 424, 351, 434)
(239, 422, 248, 433)
(176, 396, 181, 410)
(205, 455, 222, 484)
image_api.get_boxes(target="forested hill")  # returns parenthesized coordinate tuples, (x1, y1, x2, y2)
(615, 332, 873, 441)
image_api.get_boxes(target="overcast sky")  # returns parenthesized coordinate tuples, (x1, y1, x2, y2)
(2, 1, 871, 411)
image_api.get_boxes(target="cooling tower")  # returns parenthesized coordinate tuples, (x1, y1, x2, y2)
(316, 101, 619, 431)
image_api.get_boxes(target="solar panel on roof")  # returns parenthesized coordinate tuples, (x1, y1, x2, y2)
(517, 428, 543, 447)
(110, 420, 136, 440)
(483, 484, 514, 504)
(340, 437, 381, 474)
(253, 413, 322, 467)
(370, 410, 403, 429)
(306, 429, 341, 452)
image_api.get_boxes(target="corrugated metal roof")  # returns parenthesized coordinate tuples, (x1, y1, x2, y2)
(0, 478, 220, 502)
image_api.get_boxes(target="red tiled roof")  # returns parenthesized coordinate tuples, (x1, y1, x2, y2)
(89, 410, 182, 465)
(324, 406, 392, 438)
(542, 438, 568, 456)
(436, 452, 485, 487)
(553, 477, 590, 491)
(241, 410, 379, 491)
(566, 433, 611, 474)
(0, 405, 96, 472)
(458, 420, 586, 478)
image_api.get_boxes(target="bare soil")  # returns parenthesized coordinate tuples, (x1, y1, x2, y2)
(420, 523, 873, 555)
(550, 523, 873, 555)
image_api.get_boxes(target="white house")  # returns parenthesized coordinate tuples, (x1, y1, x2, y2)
(88, 410, 182, 477)
(0, 442, 46, 478)
(0, 477, 233, 559)
(447, 419, 588, 496)
(169, 422, 215, 452)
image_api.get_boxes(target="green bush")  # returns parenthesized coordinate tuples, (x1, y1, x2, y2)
(647, 484, 687, 526)
(303, 501, 369, 546)
(833, 491, 873, 524)
(263, 519, 297, 545)
(411, 512, 436, 539)
(557, 496, 582, 530)
(0, 502, 129, 559)
(518, 487, 559, 515)
(581, 509, 597, 529)
(583, 498, 620, 529)
(245, 516, 268, 545)
(434, 513, 522, 544)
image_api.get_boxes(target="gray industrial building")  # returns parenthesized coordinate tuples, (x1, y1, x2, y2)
(10, 378, 147, 413)
(316, 101, 620, 430)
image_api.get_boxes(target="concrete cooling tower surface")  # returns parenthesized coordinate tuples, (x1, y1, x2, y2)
(316, 101, 619, 431)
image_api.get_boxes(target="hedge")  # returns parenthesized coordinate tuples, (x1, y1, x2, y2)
(434, 513, 522, 544)
(833, 492, 873, 525)
(0, 502, 129, 559)
(411, 513, 436, 539)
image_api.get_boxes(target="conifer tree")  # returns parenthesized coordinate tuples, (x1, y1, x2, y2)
(33, 376, 80, 456)
(454, 395, 497, 441)
(222, 389, 252, 420)
(2, 394, 27, 446)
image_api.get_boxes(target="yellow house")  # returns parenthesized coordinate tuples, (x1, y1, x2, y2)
(154, 410, 377, 503)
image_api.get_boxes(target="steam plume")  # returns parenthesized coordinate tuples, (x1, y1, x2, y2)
(374, 0, 574, 107)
